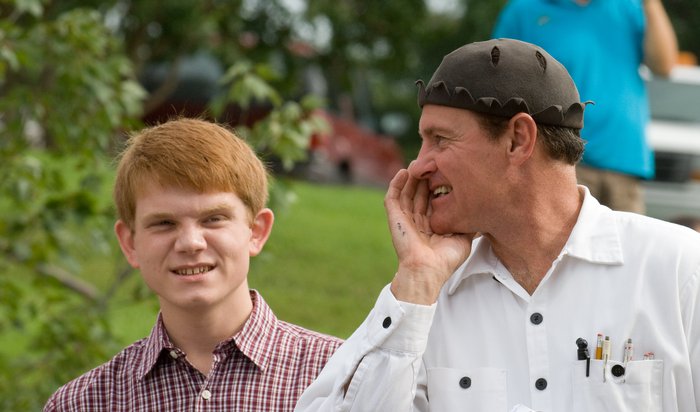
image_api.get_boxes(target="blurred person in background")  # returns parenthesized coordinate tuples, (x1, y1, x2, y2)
(493, 0, 678, 214)
(44, 118, 342, 412)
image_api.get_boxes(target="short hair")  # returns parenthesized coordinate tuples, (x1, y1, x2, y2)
(475, 112, 584, 165)
(671, 216, 700, 231)
(113, 118, 268, 228)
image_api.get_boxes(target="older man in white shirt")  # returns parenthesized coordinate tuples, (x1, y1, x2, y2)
(295, 38, 700, 412)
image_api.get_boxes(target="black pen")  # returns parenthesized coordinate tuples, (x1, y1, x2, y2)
(576, 338, 590, 377)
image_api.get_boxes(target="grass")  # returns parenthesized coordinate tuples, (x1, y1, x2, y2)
(248, 180, 397, 339)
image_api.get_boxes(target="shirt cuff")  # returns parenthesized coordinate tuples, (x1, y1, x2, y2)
(364, 284, 436, 353)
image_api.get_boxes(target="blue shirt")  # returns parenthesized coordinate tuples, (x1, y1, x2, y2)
(493, 0, 654, 178)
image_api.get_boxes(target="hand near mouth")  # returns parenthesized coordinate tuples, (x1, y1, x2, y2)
(384, 169, 475, 305)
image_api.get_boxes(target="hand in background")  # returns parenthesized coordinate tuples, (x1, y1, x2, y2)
(643, 0, 678, 76)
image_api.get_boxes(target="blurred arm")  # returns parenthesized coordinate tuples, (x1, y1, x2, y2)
(643, 0, 678, 76)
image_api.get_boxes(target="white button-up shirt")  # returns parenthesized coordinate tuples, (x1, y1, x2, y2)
(296, 190, 700, 412)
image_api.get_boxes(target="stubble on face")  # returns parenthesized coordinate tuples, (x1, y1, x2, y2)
(417, 106, 507, 236)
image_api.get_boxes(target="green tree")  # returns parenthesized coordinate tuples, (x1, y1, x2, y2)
(0, 2, 146, 409)
(665, 0, 700, 60)
(0, 0, 327, 408)
(301, 0, 508, 156)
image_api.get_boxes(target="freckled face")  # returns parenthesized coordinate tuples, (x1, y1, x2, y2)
(409, 105, 508, 235)
(115, 182, 271, 313)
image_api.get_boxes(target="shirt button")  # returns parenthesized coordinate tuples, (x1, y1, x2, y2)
(530, 312, 543, 325)
(169, 350, 179, 359)
(382, 316, 392, 328)
(201, 389, 212, 400)
(611, 364, 626, 377)
(535, 378, 547, 390)
(458, 376, 471, 389)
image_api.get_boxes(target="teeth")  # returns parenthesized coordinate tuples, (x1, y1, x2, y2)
(175, 266, 212, 276)
(433, 185, 452, 197)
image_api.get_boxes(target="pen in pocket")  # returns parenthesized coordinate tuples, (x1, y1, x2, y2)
(602, 336, 611, 382)
(576, 338, 590, 377)
(623, 338, 633, 364)
(595, 333, 603, 360)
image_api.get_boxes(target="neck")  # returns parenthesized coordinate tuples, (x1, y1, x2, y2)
(160, 291, 253, 375)
(488, 172, 583, 295)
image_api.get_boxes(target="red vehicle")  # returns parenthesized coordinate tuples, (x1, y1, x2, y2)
(306, 111, 405, 187)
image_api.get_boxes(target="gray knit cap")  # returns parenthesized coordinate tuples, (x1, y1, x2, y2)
(417, 38, 590, 129)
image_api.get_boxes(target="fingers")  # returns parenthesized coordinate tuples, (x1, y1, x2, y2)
(385, 168, 421, 246)
(399, 171, 419, 215)
(386, 168, 430, 218)
(413, 178, 430, 217)
(385, 169, 410, 239)
(385, 169, 409, 207)
(385, 167, 434, 240)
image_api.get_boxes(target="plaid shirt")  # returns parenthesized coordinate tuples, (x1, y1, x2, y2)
(44, 290, 343, 411)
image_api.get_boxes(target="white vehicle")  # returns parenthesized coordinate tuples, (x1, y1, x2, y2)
(643, 65, 700, 220)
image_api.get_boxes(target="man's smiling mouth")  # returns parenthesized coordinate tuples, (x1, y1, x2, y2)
(173, 266, 214, 276)
(433, 185, 452, 198)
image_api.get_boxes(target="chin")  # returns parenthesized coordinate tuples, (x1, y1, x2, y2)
(429, 217, 454, 236)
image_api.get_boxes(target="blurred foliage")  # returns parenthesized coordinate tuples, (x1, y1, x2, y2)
(665, 0, 700, 60)
(0, 1, 144, 408)
(0, 0, 697, 408)
(212, 61, 330, 172)
(0, 0, 326, 408)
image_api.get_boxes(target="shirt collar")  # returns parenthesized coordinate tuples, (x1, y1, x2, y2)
(136, 313, 176, 381)
(134, 290, 279, 380)
(231, 290, 279, 373)
(562, 186, 624, 264)
(446, 186, 623, 295)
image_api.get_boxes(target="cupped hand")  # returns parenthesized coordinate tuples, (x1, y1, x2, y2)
(384, 169, 474, 305)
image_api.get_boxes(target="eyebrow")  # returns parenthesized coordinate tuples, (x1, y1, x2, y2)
(419, 125, 456, 140)
(199, 204, 237, 216)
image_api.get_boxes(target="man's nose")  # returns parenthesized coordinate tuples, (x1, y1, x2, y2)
(175, 225, 207, 253)
(407, 151, 436, 180)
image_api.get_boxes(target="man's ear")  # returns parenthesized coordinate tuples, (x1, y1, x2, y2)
(115, 220, 140, 269)
(507, 113, 538, 165)
(249, 208, 274, 257)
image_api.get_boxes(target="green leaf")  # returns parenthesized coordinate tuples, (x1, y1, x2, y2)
(14, 0, 44, 17)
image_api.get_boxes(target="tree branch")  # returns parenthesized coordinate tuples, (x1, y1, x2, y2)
(36, 263, 100, 301)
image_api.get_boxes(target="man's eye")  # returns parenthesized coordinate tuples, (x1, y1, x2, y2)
(206, 215, 227, 223)
(151, 220, 174, 227)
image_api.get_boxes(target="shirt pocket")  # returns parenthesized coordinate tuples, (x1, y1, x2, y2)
(571, 359, 663, 412)
(426, 367, 508, 412)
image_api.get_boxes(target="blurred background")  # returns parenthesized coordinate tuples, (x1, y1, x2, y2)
(1, 0, 699, 408)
